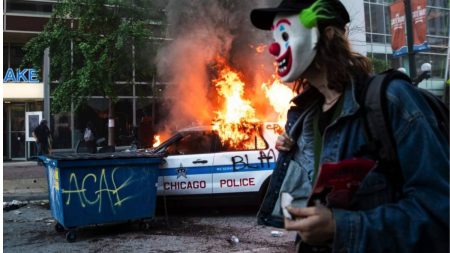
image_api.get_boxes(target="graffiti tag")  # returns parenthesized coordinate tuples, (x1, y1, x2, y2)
(61, 167, 134, 213)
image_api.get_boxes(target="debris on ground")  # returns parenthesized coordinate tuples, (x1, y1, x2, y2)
(3, 200, 27, 212)
(271, 231, 284, 237)
(228, 235, 240, 245)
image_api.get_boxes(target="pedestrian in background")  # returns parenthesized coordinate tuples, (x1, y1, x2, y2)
(251, 0, 449, 252)
(33, 119, 51, 156)
(84, 121, 96, 153)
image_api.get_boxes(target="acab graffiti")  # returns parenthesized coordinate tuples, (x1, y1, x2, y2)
(61, 167, 134, 213)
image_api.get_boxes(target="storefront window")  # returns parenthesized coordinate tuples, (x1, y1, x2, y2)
(114, 99, 133, 146)
(50, 112, 72, 149)
(74, 98, 134, 147)
(428, 8, 449, 37)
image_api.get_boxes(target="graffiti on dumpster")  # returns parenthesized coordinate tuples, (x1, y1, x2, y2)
(61, 167, 134, 213)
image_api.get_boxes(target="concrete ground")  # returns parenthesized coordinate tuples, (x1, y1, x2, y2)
(3, 161, 48, 202)
(3, 161, 298, 252)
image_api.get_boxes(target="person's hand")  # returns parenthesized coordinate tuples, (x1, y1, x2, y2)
(275, 132, 295, 151)
(284, 205, 335, 245)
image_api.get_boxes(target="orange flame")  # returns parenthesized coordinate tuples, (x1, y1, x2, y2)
(211, 60, 265, 149)
(255, 44, 266, 53)
(152, 135, 161, 147)
(262, 76, 295, 125)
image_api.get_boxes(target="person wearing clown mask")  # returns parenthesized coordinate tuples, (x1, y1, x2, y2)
(251, 0, 449, 253)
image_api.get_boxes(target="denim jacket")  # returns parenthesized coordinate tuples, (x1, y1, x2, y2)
(257, 78, 450, 253)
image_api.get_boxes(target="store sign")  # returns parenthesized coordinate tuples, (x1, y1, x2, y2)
(3, 68, 40, 83)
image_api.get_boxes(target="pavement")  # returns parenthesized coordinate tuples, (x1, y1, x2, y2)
(3, 161, 49, 202)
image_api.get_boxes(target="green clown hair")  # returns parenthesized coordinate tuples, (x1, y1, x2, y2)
(299, 0, 337, 29)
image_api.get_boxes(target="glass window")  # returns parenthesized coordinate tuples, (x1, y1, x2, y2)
(6, 0, 53, 14)
(370, 53, 390, 73)
(115, 44, 132, 82)
(3, 45, 9, 74)
(74, 98, 109, 146)
(427, 8, 449, 37)
(364, 3, 371, 33)
(114, 84, 133, 96)
(370, 4, 387, 34)
(366, 33, 372, 43)
(388, 54, 401, 69)
(4, 105, 9, 159)
(135, 41, 161, 82)
(166, 132, 218, 155)
(50, 112, 72, 149)
(9, 44, 25, 71)
(416, 53, 447, 78)
(114, 99, 134, 146)
(372, 34, 386, 43)
(136, 98, 154, 148)
(428, 36, 448, 47)
(428, 0, 449, 8)
(136, 84, 153, 97)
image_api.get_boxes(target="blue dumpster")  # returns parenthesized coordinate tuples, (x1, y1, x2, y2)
(39, 152, 162, 242)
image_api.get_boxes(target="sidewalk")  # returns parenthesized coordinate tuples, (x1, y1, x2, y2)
(3, 161, 48, 202)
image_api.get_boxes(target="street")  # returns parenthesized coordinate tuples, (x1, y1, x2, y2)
(4, 202, 297, 253)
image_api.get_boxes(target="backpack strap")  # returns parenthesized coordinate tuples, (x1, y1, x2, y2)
(418, 88, 450, 141)
(364, 70, 410, 163)
(358, 70, 412, 186)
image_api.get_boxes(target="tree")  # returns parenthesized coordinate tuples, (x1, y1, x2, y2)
(369, 56, 391, 73)
(23, 0, 152, 146)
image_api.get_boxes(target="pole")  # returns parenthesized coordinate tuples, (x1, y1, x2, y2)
(43, 48, 51, 128)
(404, 0, 417, 80)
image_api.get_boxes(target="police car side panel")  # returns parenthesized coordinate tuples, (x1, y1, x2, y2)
(157, 153, 214, 195)
(212, 150, 276, 193)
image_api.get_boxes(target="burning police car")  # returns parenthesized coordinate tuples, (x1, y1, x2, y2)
(150, 122, 281, 204)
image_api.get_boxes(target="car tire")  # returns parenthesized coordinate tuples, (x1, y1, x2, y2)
(257, 177, 271, 206)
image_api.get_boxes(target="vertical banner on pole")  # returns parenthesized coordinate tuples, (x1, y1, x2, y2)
(411, 0, 429, 53)
(390, 0, 429, 57)
(390, 1, 407, 56)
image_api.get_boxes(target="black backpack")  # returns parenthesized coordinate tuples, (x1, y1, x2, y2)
(359, 69, 449, 182)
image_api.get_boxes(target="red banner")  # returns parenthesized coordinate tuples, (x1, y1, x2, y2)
(390, 1, 407, 56)
(412, 0, 427, 47)
(390, 0, 429, 57)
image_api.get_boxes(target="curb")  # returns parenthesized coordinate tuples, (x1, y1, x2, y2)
(4, 192, 49, 202)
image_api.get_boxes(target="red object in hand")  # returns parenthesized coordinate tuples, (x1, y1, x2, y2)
(308, 158, 377, 209)
(268, 42, 281, 56)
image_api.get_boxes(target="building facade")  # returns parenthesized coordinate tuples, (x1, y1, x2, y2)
(3, 0, 450, 160)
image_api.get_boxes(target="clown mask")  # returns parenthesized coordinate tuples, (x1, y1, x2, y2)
(269, 14, 319, 82)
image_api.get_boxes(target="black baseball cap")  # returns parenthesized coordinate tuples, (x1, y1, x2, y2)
(251, 0, 350, 31)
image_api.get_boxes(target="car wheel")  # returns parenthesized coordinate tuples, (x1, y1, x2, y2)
(257, 177, 271, 205)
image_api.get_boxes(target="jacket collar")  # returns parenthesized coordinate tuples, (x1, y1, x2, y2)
(339, 78, 361, 118)
(291, 77, 363, 118)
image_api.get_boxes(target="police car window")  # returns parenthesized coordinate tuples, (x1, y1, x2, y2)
(166, 132, 216, 155)
(219, 131, 268, 152)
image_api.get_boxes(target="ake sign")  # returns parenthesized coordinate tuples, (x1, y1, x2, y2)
(3, 68, 40, 83)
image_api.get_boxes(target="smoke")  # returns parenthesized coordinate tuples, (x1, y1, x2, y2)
(156, 0, 279, 132)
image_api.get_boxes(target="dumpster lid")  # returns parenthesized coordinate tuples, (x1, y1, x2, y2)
(40, 152, 163, 161)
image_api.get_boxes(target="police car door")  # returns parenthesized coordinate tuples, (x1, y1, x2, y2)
(159, 131, 216, 195)
(212, 131, 275, 194)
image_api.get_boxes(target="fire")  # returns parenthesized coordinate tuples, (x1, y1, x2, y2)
(152, 135, 161, 147)
(255, 44, 266, 53)
(250, 44, 267, 54)
(262, 76, 295, 125)
(212, 61, 265, 149)
(151, 58, 293, 150)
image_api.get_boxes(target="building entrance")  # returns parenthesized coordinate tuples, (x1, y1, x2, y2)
(8, 103, 26, 160)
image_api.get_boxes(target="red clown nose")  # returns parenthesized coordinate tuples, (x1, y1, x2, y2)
(268, 42, 281, 56)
